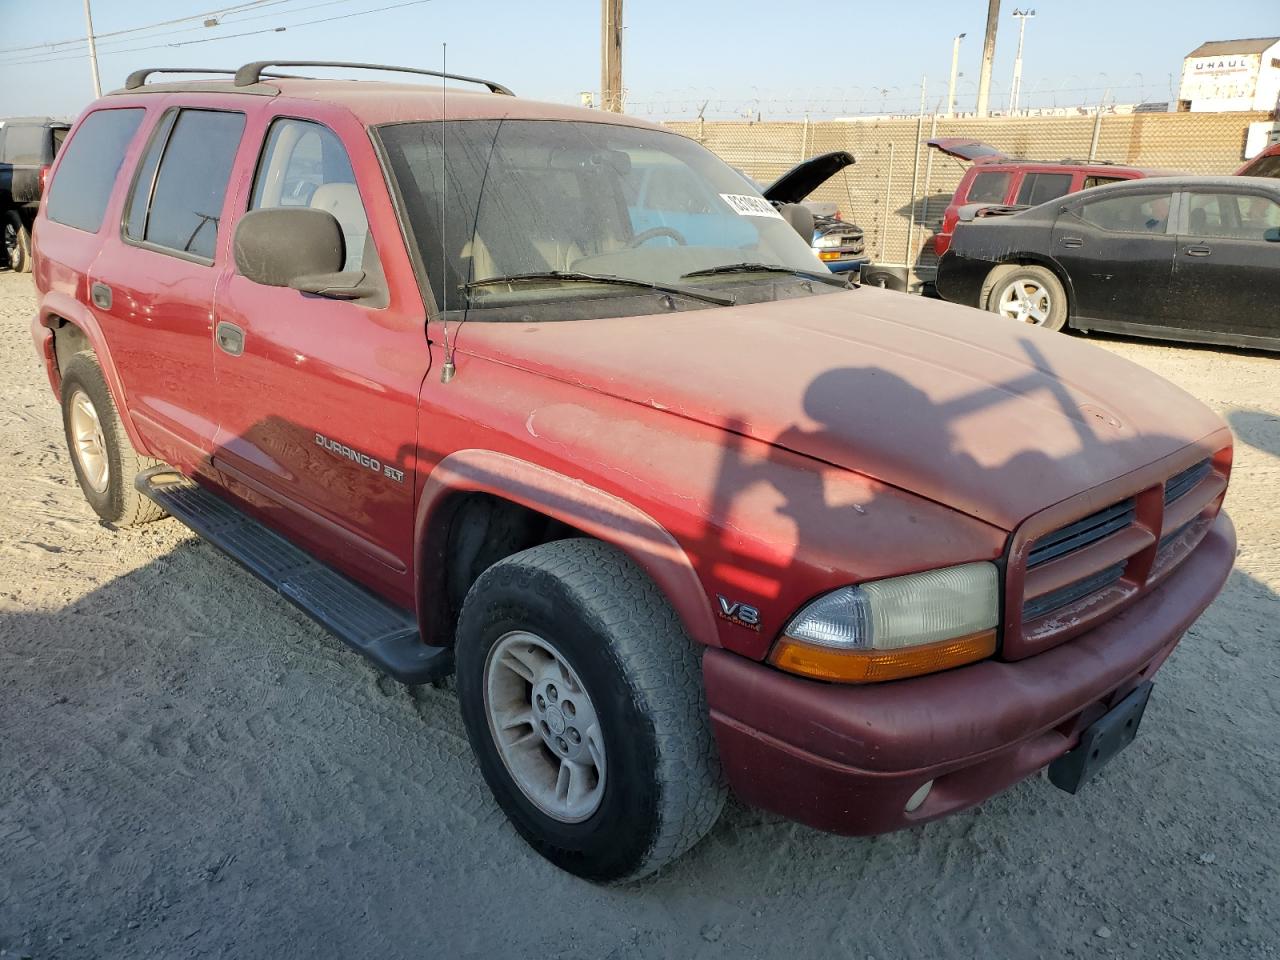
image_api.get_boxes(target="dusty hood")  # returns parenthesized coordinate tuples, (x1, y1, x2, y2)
(458, 290, 1225, 531)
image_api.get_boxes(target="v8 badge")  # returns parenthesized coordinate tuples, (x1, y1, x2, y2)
(716, 595, 761, 631)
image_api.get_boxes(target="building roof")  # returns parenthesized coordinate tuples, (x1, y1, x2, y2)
(1185, 37, 1280, 59)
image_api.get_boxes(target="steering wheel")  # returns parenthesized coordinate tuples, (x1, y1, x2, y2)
(628, 226, 688, 248)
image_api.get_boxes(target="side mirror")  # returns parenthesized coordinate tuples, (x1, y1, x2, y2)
(1264, 226, 1280, 242)
(234, 207, 375, 299)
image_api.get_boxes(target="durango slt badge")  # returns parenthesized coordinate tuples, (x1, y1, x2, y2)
(314, 433, 405, 483)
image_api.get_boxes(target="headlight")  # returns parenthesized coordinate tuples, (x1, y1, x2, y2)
(813, 235, 843, 249)
(769, 562, 999, 683)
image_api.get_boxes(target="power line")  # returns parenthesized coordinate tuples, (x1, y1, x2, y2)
(0, 0, 433, 69)
(0, 0, 289, 56)
(0, 0, 370, 64)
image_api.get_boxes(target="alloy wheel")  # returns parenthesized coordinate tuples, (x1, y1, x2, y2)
(996, 277, 1052, 325)
(68, 388, 110, 492)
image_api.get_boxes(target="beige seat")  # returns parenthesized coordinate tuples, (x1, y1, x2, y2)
(310, 182, 368, 271)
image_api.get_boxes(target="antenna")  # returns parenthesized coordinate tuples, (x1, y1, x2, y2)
(439, 42, 456, 383)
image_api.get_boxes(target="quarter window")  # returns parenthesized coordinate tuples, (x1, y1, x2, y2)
(965, 171, 1011, 204)
(45, 108, 145, 234)
(1076, 191, 1175, 234)
(250, 118, 370, 272)
(1016, 172, 1073, 206)
(126, 109, 245, 261)
(1186, 192, 1280, 240)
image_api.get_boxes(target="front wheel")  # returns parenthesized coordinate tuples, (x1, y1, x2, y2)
(456, 539, 724, 882)
(982, 264, 1068, 331)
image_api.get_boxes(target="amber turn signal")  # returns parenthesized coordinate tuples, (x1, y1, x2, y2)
(768, 629, 998, 683)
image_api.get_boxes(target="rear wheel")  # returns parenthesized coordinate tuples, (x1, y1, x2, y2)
(982, 264, 1068, 331)
(60, 353, 166, 527)
(456, 539, 724, 882)
(3, 210, 31, 274)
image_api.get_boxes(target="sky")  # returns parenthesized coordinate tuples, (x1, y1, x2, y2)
(0, 0, 1276, 120)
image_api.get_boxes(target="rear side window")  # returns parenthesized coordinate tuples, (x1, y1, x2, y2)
(1083, 175, 1126, 190)
(1186, 192, 1280, 240)
(127, 109, 245, 262)
(1, 125, 47, 164)
(46, 109, 145, 234)
(1016, 172, 1073, 206)
(965, 171, 1011, 204)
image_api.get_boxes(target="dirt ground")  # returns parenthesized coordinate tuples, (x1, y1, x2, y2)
(1, 268, 1277, 960)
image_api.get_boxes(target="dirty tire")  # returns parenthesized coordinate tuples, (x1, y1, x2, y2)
(981, 263, 1069, 332)
(60, 352, 166, 527)
(456, 539, 725, 883)
(4, 210, 31, 274)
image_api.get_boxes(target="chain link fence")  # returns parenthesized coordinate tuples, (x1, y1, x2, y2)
(665, 111, 1273, 284)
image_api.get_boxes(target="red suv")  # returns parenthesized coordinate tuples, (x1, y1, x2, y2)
(929, 138, 1166, 256)
(30, 62, 1236, 882)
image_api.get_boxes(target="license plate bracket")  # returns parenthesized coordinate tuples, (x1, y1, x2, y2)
(1048, 681, 1153, 794)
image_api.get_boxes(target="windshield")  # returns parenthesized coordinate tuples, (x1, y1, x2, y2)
(377, 119, 830, 315)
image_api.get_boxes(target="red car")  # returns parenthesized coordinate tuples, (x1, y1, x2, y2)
(929, 138, 1166, 256)
(30, 62, 1236, 882)
(1237, 141, 1280, 178)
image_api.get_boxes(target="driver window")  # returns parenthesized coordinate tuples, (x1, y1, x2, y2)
(251, 118, 372, 272)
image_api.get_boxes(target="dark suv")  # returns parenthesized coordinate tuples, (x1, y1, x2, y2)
(1, 117, 69, 272)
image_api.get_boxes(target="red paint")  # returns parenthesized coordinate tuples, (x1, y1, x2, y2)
(30, 78, 1239, 838)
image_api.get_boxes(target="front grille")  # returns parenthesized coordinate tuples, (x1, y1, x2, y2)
(1027, 499, 1135, 568)
(1009, 449, 1228, 659)
(1165, 458, 1210, 505)
(1023, 562, 1127, 620)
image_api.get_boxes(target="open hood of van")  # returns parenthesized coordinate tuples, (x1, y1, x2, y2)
(761, 150, 856, 205)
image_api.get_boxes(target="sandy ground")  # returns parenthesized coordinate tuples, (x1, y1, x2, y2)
(1, 268, 1277, 960)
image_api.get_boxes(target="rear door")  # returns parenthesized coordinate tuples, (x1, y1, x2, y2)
(88, 105, 248, 473)
(1165, 185, 1280, 343)
(211, 113, 429, 602)
(1051, 186, 1179, 326)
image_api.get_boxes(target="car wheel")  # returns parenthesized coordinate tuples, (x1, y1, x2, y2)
(3, 210, 31, 274)
(456, 538, 725, 883)
(60, 353, 166, 527)
(982, 264, 1068, 331)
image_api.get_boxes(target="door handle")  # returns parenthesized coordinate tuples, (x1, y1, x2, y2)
(1059, 237, 1084, 248)
(215, 320, 245, 357)
(90, 281, 112, 310)
(1185, 244, 1212, 257)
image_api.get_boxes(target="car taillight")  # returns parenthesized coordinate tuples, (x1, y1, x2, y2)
(39, 165, 50, 194)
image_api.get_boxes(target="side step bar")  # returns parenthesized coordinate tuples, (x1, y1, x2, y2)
(136, 466, 452, 684)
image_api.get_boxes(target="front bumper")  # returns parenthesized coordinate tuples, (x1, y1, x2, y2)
(703, 511, 1236, 835)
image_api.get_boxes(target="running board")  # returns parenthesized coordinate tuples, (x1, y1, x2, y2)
(135, 466, 452, 684)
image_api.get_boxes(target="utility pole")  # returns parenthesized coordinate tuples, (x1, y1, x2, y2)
(975, 0, 1000, 118)
(947, 32, 966, 117)
(82, 0, 102, 98)
(600, 0, 623, 112)
(1008, 8, 1035, 113)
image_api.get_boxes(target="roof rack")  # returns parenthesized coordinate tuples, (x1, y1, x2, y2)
(232, 60, 514, 95)
(123, 67, 298, 89)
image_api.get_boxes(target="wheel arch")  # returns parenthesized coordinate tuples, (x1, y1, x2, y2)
(415, 449, 720, 651)
(985, 253, 1076, 321)
(35, 291, 149, 453)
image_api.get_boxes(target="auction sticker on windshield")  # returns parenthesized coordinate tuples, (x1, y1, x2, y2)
(719, 193, 785, 219)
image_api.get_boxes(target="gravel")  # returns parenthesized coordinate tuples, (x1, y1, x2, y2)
(1, 270, 1277, 958)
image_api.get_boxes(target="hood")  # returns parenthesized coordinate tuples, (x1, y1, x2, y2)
(458, 292, 1225, 531)
(762, 150, 855, 204)
(927, 137, 1010, 164)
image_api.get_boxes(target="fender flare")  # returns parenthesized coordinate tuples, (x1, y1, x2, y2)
(36, 290, 148, 453)
(415, 449, 720, 649)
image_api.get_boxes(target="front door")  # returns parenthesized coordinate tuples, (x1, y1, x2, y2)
(1051, 187, 1178, 327)
(211, 115, 429, 604)
(1166, 186, 1280, 343)
(90, 106, 248, 474)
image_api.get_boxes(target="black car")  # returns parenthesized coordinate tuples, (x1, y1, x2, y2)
(936, 176, 1280, 353)
(1, 117, 70, 272)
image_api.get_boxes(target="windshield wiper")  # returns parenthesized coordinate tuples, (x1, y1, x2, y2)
(681, 262, 849, 287)
(464, 271, 736, 306)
